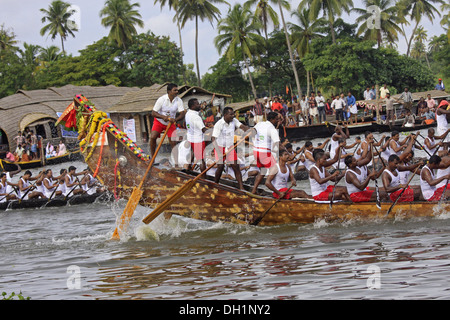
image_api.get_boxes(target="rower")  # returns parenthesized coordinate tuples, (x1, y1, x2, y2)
(388, 131, 410, 157)
(265, 149, 312, 200)
(285, 143, 304, 174)
(344, 153, 386, 202)
(64, 166, 86, 196)
(381, 155, 416, 202)
(43, 169, 62, 199)
(150, 83, 186, 158)
(18, 170, 45, 200)
(2, 164, 21, 196)
(57, 169, 67, 195)
(212, 106, 249, 190)
(251, 112, 281, 194)
(309, 149, 350, 202)
(423, 128, 449, 155)
(355, 132, 384, 161)
(0, 173, 17, 202)
(436, 154, 450, 189)
(81, 167, 104, 195)
(303, 141, 315, 171)
(185, 98, 213, 173)
(420, 155, 450, 201)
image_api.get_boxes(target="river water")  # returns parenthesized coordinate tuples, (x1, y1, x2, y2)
(2, 128, 450, 302)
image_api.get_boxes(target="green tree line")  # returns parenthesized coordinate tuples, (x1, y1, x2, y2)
(0, 0, 449, 101)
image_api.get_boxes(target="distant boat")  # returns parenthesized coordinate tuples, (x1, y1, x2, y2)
(0, 149, 81, 171)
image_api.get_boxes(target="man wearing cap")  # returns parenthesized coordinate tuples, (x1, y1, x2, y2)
(435, 79, 445, 91)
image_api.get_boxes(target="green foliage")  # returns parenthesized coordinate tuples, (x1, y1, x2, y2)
(2, 291, 31, 300)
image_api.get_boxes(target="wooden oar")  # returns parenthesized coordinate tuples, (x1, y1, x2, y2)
(0, 188, 17, 202)
(371, 144, 381, 209)
(251, 182, 295, 226)
(111, 123, 172, 240)
(329, 147, 342, 209)
(385, 166, 420, 217)
(19, 181, 37, 203)
(142, 132, 251, 225)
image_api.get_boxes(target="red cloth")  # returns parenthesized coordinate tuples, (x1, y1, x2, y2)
(389, 187, 414, 202)
(350, 190, 374, 202)
(313, 185, 335, 201)
(427, 185, 450, 201)
(214, 146, 237, 163)
(190, 142, 205, 161)
(271, 102, 283, 111)
(151, 119, 176, 138)
(253, 150, 276, 169)
(273, 187, 292, 200)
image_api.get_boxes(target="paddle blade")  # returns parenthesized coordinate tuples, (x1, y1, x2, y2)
(111, 187, 144, 240)
(142, 180, 194, 225)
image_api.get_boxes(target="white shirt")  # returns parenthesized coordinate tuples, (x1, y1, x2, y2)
(212, 118, 242, 148)
(153, 94, 185, 125)
(364, 90, 372, 100)
(316, 95, 325, 107)
(331, 98, 346, 110)
(185, 109, 205, 143)
(309, 165, 328, 197)
(252, 121, 280, 152)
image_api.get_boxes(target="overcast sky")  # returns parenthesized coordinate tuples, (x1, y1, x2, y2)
(0, 0, 444, 79)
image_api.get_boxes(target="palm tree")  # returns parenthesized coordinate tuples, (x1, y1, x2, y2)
(441, 3, 450, 41)
(396, 0, 444, 57)
(413, 25, 431, 68)
(289, 7, 325, 96)
(215, 4, 264, 99)
(243, 0, 287, 40)
(0, 24, 19, 54)
(40, 0, 78, 54)
(299, 0, 354, 45)
(178, 0, 230, 87)
(99, 0, 144, 50)
(154, 0, 187, 84)
(352, 0, 404, 48)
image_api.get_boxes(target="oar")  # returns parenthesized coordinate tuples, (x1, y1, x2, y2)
(329, 147, 342, 209)
(111, 122, 172, 240)
(19, 181, 37, 204)
(371, 144, 381, 209)
(385, 166, 420, 217)
(142, 132, 251, 225)
(64, 177, 84, 201)
(251, 182, 295, 226)
(0, 188, 17, 202)
(432, 131, 449, 157)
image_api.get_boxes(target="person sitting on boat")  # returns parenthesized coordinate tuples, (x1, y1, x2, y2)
(81, 167, 104, 195)
(212, 107, 249, 190)
(344, 153, 385, 202)
(381, 155, 416, 203)
(1, 165, 21, 197)
(18, 170, 45, 200)
(309, 148, 350, 202)
(388, 131, 410, 157)
(0, 173, 18, 202)
(14, 144, 24, 162)
(251, 112, 281, 194)
(57, 169, 67, 195)
(285, 143, 304, 174)
(64, 166, 87, 197)
(57, 140, 67, 156)
(43, 169, 62, 199)
(420, 155, 450, 202)
(423, 128, 449, 156)
(401, 109, 416, 128)
(150, 83, 186, 159)
(265, 149, 312, 200)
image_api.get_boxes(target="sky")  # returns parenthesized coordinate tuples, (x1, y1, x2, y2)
(0, 0, 445, 79)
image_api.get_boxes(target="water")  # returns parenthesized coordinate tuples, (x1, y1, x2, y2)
(1, 127, 450, 301)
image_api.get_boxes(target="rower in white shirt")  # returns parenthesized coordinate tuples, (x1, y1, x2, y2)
(212, 106, 249, 189)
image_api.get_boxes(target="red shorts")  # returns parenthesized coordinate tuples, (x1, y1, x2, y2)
(273, 187, 292, 200)
(151, 119, 176, 138)
(253, 150, 276, 169)
(389, 187, 414, 202)
(214, 146, 237, 163)
(190, 142, 205, 161)
(313, 185, 335, 201)
(350, 190, 374, 202)
(427, 185, 449, 201)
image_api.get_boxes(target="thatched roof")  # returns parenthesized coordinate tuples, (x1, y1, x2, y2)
(229, 100, 257, 113)
(108, 83, 232, 114)
(358, 89, 449, 106)
(0, 84, 139, 150)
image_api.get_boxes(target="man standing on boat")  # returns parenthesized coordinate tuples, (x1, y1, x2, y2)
(212, 107, 249, 190)
(150, 83, 186, 158)
(435, 99, 450, 143)
(265, 149, 312, 200)
(185, 98, 212, 173)
(251, 112, 281, 194)
(346, 91, 357, 125)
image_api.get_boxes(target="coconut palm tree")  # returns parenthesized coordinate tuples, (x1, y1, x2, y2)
(154, 0, 187, 84)
(288, 7, 325, 96)
(352, 0, 404, 48)
(412, 25, 431, 68)
(243, 0, 288, 40)
(99, 0, 144, 50)
(0, 24, 19, 54)
(299, 0, 354, 45)
(40, 0, 77, 54)
(215, 3, 264, 99)
(178, 0, 230, 87)
(396, 0, 444, 57)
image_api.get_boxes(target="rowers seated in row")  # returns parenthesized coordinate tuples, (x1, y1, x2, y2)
(18, 170, 46, 200)
(309, 147, 351, 202)
(0, 173, 18, 202)
(423, 128, 450, 156)
(265, 149, 312, 200)
(42, 169, 64, 199)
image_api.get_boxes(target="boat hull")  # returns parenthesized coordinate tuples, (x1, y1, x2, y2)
(0, 150, 81, 171)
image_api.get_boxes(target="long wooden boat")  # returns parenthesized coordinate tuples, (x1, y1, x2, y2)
(56, 95, 449, 227)
(0, 149, 81, 171)
(0, 191, 110, 211)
